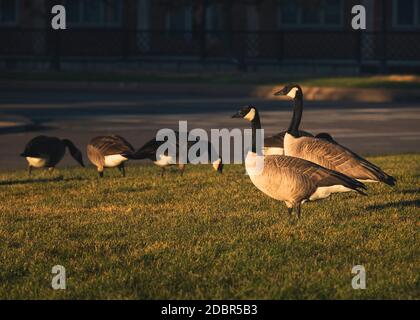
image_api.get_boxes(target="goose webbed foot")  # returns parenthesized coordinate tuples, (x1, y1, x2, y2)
(98, 171, 104, 178)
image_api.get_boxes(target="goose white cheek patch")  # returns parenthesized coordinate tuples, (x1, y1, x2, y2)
(212, 158, 222, 171)
(244, 108, 256, 121)
(287, 87, 299, 99)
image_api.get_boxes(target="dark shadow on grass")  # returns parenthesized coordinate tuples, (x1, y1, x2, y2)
(401, 188, 420, 195)
(367, 200, 420, 210)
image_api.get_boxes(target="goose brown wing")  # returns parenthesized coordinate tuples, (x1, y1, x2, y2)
(89, 135, 134, 156)
(296, 137, 394, 184)
(265, 155, 366, 193)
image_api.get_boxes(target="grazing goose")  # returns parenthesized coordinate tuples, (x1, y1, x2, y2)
(124, 131, 223, 176)
(232, 106, 367, 218)
(274, 84, 396, 186)
(87, 135, 135, 178)
(20, 135, 84, 175)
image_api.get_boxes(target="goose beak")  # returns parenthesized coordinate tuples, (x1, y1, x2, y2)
(274, 87, 287, 96)
(232, 111, 242, 118)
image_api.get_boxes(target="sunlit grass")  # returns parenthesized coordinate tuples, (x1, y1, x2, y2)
(0, 154, 418, 299)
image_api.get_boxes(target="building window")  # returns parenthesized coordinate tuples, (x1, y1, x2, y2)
(393, 0, 420, 27)
(278, 0, 342, 28)
(325, 0, 342, 25)
(165, 3, 192, 42)
(206, 3, 224, 31)
(0, 0, 17, 25)
(280, 0, 298, 25)
(301, 3, 321, 25)
(66, 0, 122, 27)
(165, 4, 192, 31)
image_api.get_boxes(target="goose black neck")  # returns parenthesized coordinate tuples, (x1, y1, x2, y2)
(62, 139, 77, 155)
(251, 112, 262, 154)
(62, 139, 83, 165)
(287, 95, 303, 137)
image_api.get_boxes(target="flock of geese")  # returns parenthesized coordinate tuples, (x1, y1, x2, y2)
(20, 84, 395, 218)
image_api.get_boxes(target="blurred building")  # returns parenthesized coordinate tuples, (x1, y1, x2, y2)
(1, 0, 420, 73)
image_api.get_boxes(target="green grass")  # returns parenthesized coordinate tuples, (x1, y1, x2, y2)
(3, 72, 420, 89)
(0, 154, 419, 299)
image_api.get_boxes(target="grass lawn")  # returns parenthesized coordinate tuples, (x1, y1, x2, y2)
(0, 154, 418, 299)
(2, 72, 420, 89)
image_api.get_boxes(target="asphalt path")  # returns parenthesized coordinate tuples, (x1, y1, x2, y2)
(1, 88, 419, 170)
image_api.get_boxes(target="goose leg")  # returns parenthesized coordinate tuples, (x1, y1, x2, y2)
(285, 201, 293, 216)
(28, 165, 32, 176)
(178, 164, 185, 176)
(160, 167, 165, 177)
(98, 166, 104, 178)
(118, 163, 126, 177)
(295, 203, 302, 219)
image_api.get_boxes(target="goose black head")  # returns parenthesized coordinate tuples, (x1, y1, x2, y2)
(274, 84, 302, 100)
(232, 105, 257, 122)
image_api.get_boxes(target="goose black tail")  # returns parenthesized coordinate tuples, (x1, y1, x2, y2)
(331, 170, 368, 196)
(122, 150, 147, 160)
(383, 175, 396, 186)
(357, 158, 396, 186)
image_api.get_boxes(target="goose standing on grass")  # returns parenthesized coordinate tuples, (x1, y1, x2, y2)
(87, 135, 135, 178)
(124, 131, 223, 176)
(232, 106, 367, 218)
(274, 84, 396, 186)
(20, 135, 84, 175)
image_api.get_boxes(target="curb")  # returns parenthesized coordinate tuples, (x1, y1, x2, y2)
(0, 114, 35, 133)
(1, 80, 419, 103)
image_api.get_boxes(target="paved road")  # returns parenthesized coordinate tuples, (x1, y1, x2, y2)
(0, 88, 419, 170)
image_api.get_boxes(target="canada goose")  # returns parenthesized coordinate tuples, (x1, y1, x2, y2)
(232, 106, 367, 218)
(274, 84, 396, 186)
(87, 135, 135, 178)
(124, 131, 223, 176)
(20, 135, 84, 175)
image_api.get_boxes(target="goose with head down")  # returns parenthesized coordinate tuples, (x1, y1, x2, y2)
(123, 131, 223, 176)
(21, 135, 84, 175)
(87, 135, 135, 178)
